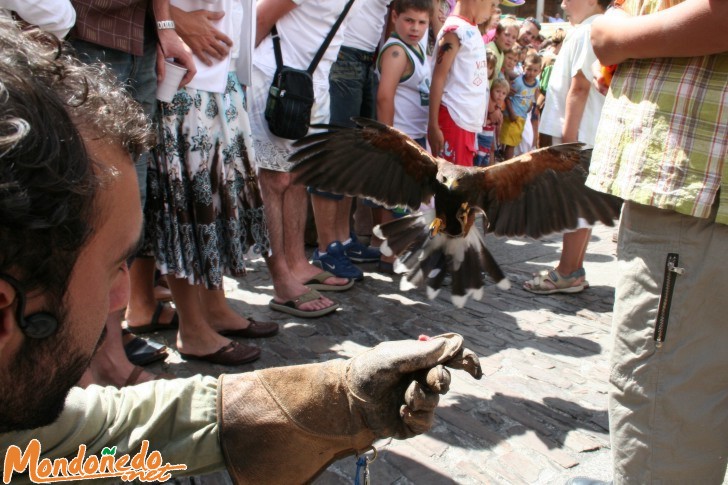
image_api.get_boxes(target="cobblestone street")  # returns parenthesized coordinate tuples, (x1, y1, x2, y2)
(148, 223, 621, 484)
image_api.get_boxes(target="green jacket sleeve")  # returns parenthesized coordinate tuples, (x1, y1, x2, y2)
(1, 375, 224, 484)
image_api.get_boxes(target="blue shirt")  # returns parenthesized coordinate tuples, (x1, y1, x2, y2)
(508, 75, 538, 119)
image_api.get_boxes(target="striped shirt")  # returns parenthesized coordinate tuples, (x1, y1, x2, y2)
(586, 0, 728, 224)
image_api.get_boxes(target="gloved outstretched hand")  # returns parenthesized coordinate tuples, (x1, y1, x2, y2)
(219, 333, 481, 484)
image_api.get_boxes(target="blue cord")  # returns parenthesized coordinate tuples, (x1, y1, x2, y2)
(354, 456, 367, 485)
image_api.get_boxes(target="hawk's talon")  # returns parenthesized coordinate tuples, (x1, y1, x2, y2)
(429, 218, 444, 237)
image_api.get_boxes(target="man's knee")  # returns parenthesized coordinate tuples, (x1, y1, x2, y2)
(259, 169, 292, 195)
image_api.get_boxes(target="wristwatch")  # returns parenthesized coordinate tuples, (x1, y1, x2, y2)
(156, 20, 175, 30)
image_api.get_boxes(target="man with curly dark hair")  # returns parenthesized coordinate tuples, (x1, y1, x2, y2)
(0, 20, 482, 482)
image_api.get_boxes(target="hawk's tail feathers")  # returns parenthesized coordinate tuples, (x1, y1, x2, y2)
(377, 216, 510, 307)
(374, 210, 435, 257)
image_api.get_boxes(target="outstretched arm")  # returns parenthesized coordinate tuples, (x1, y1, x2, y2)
(591, 0, 728, 66)
(219, 333, 481, 483)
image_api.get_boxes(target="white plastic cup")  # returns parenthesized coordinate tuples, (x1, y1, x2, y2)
(156, 60, 188, 103)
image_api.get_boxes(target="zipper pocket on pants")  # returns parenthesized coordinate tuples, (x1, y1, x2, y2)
(654, 252, 684, 348)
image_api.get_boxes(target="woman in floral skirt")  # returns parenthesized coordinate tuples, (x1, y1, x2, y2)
(145, 0, 279, 365)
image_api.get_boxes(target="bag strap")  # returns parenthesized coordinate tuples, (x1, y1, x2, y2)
(307, 0, 355, 74)
(270, 0, 355, 75)
(271, 25, 284, 70)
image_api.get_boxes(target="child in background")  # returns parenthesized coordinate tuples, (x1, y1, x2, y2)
(475, 77, 508, 166)
(428, 0, 453, 58)
(375, 0, 432, 270)
(428, 0, 492, 166)
(524, 0, 609, 294)
(501, 49, 519, 81)
(478, 0, 501, 42)
(485, 50, 497, 81)
(511, 44, 526, 77)
(486, 16, 519, 86)
(499, 53, 541, 160)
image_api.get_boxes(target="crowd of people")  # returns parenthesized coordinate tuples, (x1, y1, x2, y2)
(5, 0, 579, 385)
(1, 0, 727, 482)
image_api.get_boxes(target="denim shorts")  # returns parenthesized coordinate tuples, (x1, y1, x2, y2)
(329, 46, 377, 125)
(310, 47, 378, 200)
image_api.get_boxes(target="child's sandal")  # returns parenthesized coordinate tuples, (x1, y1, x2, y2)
(523, 268, 586, 294)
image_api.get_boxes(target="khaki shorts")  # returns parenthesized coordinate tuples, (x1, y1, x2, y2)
(610, 201, 728, 483)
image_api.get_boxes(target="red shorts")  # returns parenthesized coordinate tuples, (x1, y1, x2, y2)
(438, 104, 476, 166)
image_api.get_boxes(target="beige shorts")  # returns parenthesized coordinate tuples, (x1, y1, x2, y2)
(609, 201, 728, 483)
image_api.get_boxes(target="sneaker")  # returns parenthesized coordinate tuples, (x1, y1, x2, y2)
(343, 235, 381, 263)
(312, 241, 364, 280)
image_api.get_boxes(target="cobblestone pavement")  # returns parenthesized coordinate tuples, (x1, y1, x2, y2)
(148, 223, 622, 485)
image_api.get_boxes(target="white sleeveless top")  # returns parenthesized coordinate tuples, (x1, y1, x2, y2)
(434, 15, 488, 132)
(376, 36, 431, 139)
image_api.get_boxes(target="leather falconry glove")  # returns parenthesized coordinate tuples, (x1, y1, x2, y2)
(219, 333, 482, 484)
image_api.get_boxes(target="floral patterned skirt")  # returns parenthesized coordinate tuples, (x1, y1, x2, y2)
(145, 72, 270, 289)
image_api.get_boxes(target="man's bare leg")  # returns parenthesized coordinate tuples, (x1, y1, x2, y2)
(311, 194, 340, 253)
(353, 197, 374, 241)
(335, 196, 353, 243)
(258, 169, 337, 310)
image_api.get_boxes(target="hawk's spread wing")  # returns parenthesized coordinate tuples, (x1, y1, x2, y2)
(466, 144, 622, 238)
(290, 118, 444, 210)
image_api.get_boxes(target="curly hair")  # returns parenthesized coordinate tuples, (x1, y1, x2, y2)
(0, 17, 153, 301)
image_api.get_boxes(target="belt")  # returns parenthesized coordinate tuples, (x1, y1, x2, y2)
(339, 46, 376, 63)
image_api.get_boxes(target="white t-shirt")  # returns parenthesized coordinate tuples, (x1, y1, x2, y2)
(173, 0, 247, 93)
(249, 0, 348, 162)
(376, 36, 431, 139)
(435, 16, 488, 133)
(539, 15, 605, 145)
(342, 0, 390, 52)
(253, 0, 350, 90)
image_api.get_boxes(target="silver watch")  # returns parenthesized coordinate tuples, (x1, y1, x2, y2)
(156, 20, 175, 30)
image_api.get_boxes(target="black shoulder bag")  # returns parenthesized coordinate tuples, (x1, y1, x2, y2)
(264, 0, 354, 140)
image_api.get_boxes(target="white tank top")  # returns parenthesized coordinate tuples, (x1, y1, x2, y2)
(434, 16, 488, 132)
(376, 36, 431, 139)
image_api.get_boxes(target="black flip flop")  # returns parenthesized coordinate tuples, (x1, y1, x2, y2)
(126, 302, 179, 334)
